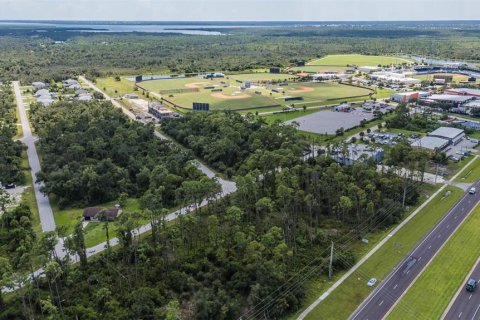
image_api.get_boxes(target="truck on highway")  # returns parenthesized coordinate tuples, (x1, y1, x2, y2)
(466, 278, 477, 292)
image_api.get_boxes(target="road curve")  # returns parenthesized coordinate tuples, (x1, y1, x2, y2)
(77, 76, 237, 258)
(349, 181, 480, 320)
(442, 258, 480, 320)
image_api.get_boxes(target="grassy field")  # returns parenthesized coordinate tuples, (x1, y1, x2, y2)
(95, 76, 148, 99)
(301, 186, 463, 320)
(387, 202, 480, 320)
(289, 65, 352, 73)
(229, 73, 296, 82)
(279, 82, 372, 102)
(455, 156, 480, 183)
(308, 54, 413, 66)
(167, 86, 280, 110)
(413, 73, 479, 84)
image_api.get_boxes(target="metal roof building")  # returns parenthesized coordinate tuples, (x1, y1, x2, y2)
(428, 127, 465, 143)
(411, 136, 449, 150)
(427, 94, 474, 104)
(445, 88, 480, 97)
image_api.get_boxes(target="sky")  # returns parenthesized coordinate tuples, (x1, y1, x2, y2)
(0, 0, 479, 21)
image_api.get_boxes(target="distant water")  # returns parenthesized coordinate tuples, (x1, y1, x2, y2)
(0, 21, 227, 35)
(1, 20, 480, 36)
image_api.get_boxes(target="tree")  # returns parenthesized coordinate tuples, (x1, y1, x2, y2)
(0, 188, 12, 215)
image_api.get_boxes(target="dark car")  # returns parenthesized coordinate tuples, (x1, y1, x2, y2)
(466, 278, 477, 292)
(5, 183, 16, 189)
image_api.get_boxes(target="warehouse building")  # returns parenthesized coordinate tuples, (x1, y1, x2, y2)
(411, 127, 465, 151)
(428, 127, 465, 144)
(425, 94, 474, 106)
(445, 88, 480, 97)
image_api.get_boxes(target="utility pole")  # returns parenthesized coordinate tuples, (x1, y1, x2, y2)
(329, 241, 334, 279)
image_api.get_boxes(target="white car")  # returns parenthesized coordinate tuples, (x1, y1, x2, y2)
(469, 187, 476, 195)
(367, 278, 377, 287)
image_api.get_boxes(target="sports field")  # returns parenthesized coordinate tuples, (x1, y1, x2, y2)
(308, 54, 413, 66)
(139, 77, 226, 91)
(413, 73, 478, 84)
(138, 75, 372, 111)
(229, 73, 296, 82)
(289, 65, 352, 73)
(275, 82, 372, 103)
(165, 86, 280, 111)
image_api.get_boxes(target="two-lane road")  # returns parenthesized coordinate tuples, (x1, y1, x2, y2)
(13, 82, 56, 233)
(443, 259, 480, 320)
(350, 181, 480, 320)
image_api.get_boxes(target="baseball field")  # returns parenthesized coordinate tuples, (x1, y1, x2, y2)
(413, 73, 479, 84)
(308, 54, 413, 66)
(134, 74, 373, 111)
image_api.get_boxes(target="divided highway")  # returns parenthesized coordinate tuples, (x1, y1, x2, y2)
(350, 181, 480, 320)
(442, 259, 480, 320)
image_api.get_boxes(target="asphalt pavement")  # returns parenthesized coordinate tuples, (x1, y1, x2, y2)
(13, 82, 57, 233)
(350, 181, 480, 320)
(442, 258, 480, 320)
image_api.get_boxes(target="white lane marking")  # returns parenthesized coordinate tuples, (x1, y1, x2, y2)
(428, 245, 432, 249)
(455, 216, 458, 219)
(407, 270, 410, 275)
(418, 257, 422, 261)
(459, 311, 462, 318)
(469, 294, 472, 300)
(393, 284, 398, 289)
(471, 303, 480, 320)
(379, 300, 384, 306)
(447, 225, 450, 229)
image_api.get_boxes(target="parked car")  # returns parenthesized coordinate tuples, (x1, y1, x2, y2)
(367, 278, 377, 287)
(5, 183, 16, 189)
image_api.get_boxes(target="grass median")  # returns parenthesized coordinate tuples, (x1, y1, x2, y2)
(455, 156, 480, 183)
(387, 201, 480, 320)
(300, 185, 463, 320)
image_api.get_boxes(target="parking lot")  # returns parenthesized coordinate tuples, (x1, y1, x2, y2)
(286, 109, 376, 134)
(444, 138, 478, 158)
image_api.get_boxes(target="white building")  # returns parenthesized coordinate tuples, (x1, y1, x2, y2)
(370, 71, 421, 85)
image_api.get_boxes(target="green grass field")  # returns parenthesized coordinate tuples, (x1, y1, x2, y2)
(95, 76, 148, 99)
(167, 86, 280, 110)
(455, 156, 480, 183)
(301, 186, 463, 320)
(387, 202, 480, 320)
(308, 54, 413, 67)
(279, 82, 372, 102)
(289, 65, 352, 73)
(229, 73, 296, 82)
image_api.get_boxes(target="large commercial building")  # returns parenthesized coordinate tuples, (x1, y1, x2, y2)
(411, 127, 465, 151)
(425, 94, 474, 105)
(390, 92, 429, 103)
(445, 88, 480, 97)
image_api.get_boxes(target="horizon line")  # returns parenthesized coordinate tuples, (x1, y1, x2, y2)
(1, 19, 480, 23)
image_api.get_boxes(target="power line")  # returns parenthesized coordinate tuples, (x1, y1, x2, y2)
(241, 181, 421, 319)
